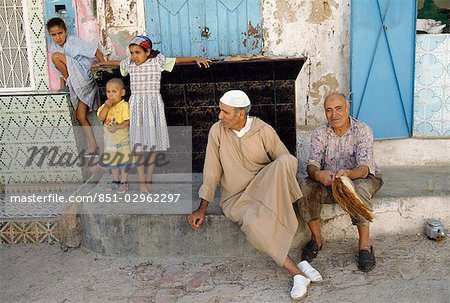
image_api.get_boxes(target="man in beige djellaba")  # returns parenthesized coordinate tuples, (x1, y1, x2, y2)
(187, 90, 323, 300)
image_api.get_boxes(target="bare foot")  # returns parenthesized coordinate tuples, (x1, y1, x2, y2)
(145, 181, 153, 193)
(86, 145, 99, 154)
(139, 184, 148, 194)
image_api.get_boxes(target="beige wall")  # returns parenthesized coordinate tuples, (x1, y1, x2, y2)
(262, 0, 350, 126)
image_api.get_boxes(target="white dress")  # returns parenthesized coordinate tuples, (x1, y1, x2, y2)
(120, 54, 175, 152)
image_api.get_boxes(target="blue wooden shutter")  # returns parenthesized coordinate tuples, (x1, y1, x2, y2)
(44, 0, 77, 35)
(145, 0, 262, 59)
(350, 0, 417, 139)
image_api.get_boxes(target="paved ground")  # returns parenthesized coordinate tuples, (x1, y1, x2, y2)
(1, 234, 449, 303)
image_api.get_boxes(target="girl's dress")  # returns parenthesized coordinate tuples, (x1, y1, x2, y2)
(97, 100, 134, 169)
(120, 54, 175, 152)
(49, 36, 100, 110)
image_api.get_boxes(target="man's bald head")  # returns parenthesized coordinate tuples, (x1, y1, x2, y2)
(324, 93, 347, 108)
(323, 92, 350, 135)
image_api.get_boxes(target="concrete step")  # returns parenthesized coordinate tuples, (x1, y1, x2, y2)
(81, 165, 450, 257)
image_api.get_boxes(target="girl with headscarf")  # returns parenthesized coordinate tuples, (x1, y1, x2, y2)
(98, 36, 211, 193)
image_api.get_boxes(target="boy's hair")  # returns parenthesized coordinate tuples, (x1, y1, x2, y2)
(46, 17, 67, 31)
(106, 78, 125, 89)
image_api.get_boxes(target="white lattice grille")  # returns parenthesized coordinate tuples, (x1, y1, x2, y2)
(0, 0, 33, 90)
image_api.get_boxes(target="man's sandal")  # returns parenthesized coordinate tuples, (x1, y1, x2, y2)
(358, 246, 376, 272)
(290, 275, 310, 300)
(301, 239, 322, 262)
(297, 260, 323, 282)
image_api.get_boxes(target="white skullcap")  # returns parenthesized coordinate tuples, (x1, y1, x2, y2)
(220, 90, 251, 107)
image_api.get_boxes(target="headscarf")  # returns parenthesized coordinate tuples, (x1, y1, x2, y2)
(129, 36, 160, 58)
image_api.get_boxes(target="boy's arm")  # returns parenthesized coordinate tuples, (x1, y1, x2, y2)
(175, 57, 211, 68)
(97, 103, 111, 122)
(107, 119, 129, 133)
(95, 49, 106, 63)
(114, 120, 130, 129)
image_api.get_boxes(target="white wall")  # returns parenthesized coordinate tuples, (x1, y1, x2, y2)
(97, 0, 146, 59)
(262, 0, 350, 126)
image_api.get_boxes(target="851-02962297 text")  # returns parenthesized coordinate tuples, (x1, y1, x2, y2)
(69, 193, 181, 203)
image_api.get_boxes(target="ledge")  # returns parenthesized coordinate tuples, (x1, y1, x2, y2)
(93, 57, 306, 84)
(0, 91, 68, 97)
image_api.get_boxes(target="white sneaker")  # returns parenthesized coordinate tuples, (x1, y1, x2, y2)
(290, 274, 310, 300)
(297, 260, 323, 283)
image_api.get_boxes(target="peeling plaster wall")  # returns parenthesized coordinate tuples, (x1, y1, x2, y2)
(262, 0, 350, 126)
(97, 0, 146, 59)
(75, 0, 99, 44)
(93, 0, 350, 126)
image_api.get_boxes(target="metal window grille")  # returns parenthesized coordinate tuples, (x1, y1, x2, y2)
(0, 0, 34, 91)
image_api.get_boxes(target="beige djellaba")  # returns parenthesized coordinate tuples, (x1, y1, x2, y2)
(199, 118, 303, 266)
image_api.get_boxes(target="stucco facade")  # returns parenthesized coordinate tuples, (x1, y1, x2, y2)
(44, 0, 450, 137)
(89, 0, 349, 128)
(261, 0, 350, 126)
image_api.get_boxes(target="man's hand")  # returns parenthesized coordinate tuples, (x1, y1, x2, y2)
(334, 169, 349, 179)
(334, 166, 369, 180)
(314, 170, 335, 186)
(187, 209, 206, 230)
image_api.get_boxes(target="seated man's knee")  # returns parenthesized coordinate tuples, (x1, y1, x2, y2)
(272, 154, 298, 172)
(299, 177, 324, 198)
(352, 220, 370, 226)
(354, 176, 382, 197)
(297, 178, 326, 217)
(297, 195, 323, 222)
(276, 154, 297, 166)
(354, 182, 372, 201)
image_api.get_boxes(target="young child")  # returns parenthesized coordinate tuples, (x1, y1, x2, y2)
(98, 36, 211, 193)
(97, 78, 134, 194)
(47, 17, 105, 155)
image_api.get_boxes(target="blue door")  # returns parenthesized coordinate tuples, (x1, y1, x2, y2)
(145, 0, 262, 59)
(44, 0, 77, 35)
(350, 0, 417, 139)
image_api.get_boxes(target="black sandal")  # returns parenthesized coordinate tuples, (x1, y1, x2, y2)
(358, 246, 376, 272)
(301, 239, 322, 261)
